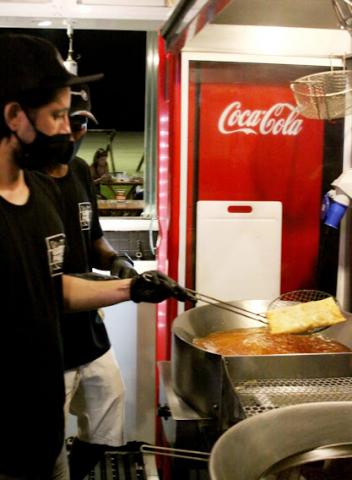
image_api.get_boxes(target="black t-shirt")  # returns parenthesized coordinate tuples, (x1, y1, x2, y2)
(0, 170, 66, 477)
(53, 157, 110, 370)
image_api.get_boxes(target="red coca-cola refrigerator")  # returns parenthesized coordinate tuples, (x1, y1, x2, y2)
(155, 1, 352, 391)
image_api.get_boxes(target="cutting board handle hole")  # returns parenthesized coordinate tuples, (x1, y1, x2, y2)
(228, 205, 253, 213)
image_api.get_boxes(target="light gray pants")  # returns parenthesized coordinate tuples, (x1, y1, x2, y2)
(65, 348, 125, 446)
(51, 445, 70, 480)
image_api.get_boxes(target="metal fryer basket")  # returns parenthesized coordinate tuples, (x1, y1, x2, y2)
(290, 70, 352, 120)
(229, 375, 352, 417)
(172, 300, 352, 427)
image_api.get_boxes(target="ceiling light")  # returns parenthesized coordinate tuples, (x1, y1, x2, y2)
(37, 20, 52, 27)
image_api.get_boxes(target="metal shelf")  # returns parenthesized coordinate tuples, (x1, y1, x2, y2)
(101, 180, 143, 186)
(98, 199, 144, 210)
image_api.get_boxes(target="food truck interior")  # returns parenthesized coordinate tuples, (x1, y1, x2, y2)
(2, 0, 352, 479)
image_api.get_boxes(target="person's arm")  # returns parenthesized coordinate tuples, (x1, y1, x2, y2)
(87, 159, 137, 278)
(92, 173, 111, 185)
(63, 274, 131, 312)
(62, 270, 195, 313)
(91, 236, 120, 270)
(92, 236, 138, 278)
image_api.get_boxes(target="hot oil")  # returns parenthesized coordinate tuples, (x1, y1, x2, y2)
(193, 327, 351, 356)
(261, 458, 352, 479)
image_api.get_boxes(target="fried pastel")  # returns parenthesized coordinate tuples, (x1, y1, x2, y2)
(266, 297, 346, 335)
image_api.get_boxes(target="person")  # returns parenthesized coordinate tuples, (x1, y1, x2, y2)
(90, 147, 114, 198)
(0, 32, 192, 480)
(40, 83, 138, 480)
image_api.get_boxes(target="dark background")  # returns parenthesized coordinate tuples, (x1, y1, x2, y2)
(0, 28, 147, 131)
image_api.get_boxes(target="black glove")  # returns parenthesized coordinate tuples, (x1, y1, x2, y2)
(110, 253, 138, 279)
(130, 270, 194, 304)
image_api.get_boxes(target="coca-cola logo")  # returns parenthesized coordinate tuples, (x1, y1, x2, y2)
(218, 101, 303, 136)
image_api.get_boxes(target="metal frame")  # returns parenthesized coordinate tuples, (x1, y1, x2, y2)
(0, 1, 172, 30)
(143, 31, 159, 222)
(160, 0, 232, 52)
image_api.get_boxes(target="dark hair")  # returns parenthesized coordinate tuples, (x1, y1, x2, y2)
(90, 148, 109, 182)
(93, 148, 108, 166)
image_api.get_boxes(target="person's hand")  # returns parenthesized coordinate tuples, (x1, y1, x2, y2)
(101, 173, 113, 183)
(130, 270, 195, 303)
(111, 254, 138, 279)
(96, 173, 112, 184)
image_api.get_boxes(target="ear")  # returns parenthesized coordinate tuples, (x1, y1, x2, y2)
(3, 102, 23, 131)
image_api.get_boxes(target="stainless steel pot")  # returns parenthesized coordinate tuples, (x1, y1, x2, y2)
(171, 300, 352, 427)
(209, 401, 352, 480)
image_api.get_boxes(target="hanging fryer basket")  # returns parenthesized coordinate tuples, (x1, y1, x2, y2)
(290, 69, 352, 120)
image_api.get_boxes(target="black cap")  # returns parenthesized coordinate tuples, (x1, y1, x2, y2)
(0, 33, 103, 102)
(70, 84, 98, 124)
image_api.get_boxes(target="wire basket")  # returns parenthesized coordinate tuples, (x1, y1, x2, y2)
(290, 70, 352, 120)
(332, 0, 352, 31)
(268, 289, 334, 311)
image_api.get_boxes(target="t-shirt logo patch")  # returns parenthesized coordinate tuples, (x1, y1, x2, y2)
(79, 202, 92, 231)
(46, 233, 66, 277)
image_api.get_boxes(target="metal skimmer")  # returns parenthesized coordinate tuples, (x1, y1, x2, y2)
(185, 288, 268, 326)
(185, 287, 340, 334)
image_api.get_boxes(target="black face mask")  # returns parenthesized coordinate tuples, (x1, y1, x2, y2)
(16, 130, 75, 170)
(14, 111, 75, 170)
(71, 137, 83, 162)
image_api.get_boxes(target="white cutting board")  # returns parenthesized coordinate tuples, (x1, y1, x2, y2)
(196, 201, 282, 302)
